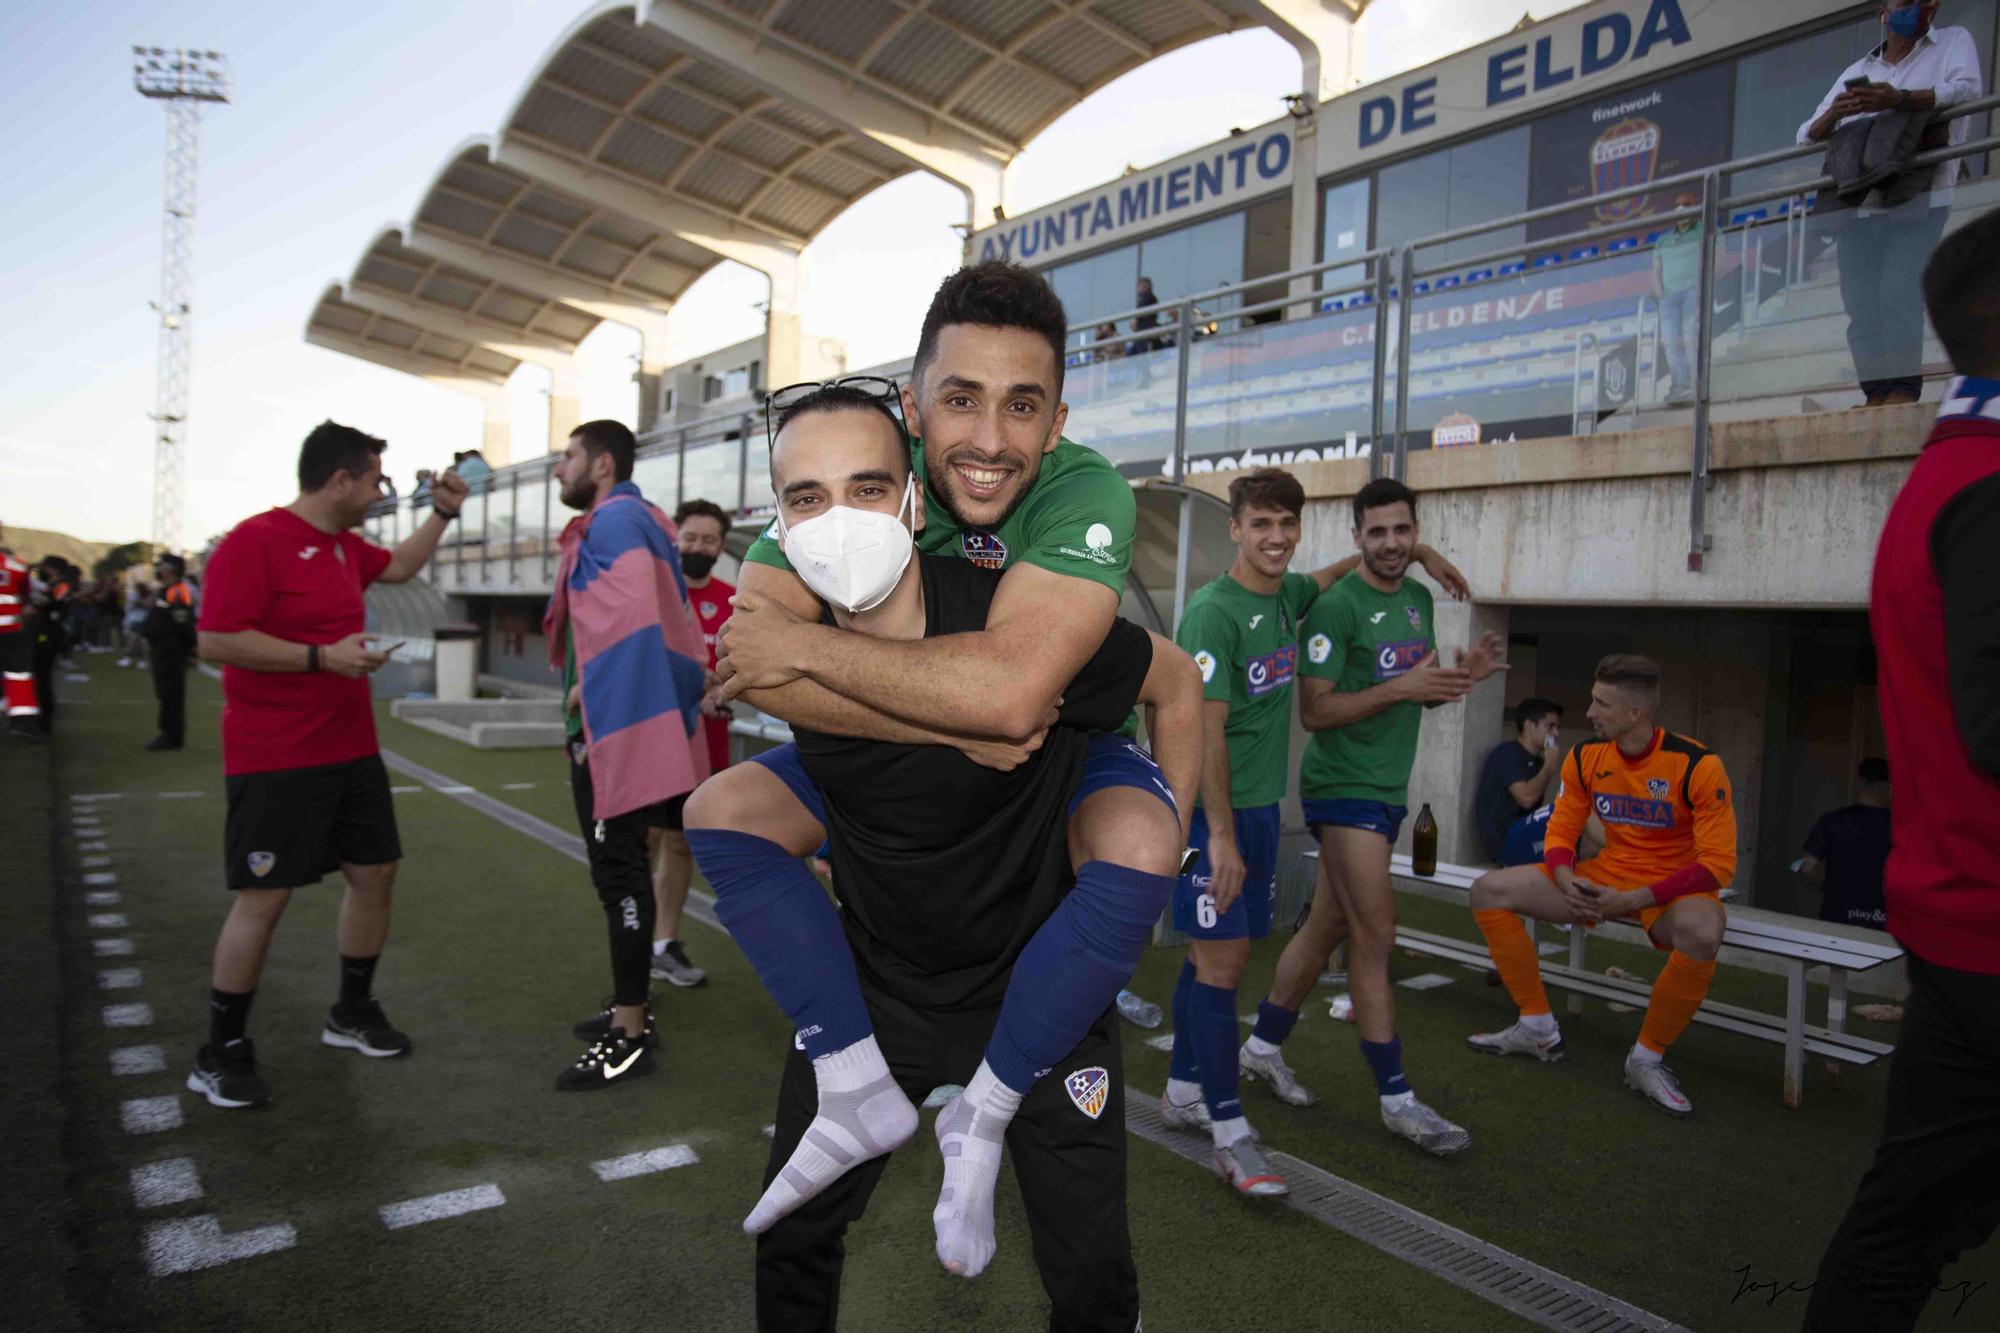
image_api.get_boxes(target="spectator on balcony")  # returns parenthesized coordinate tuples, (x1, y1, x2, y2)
(1651, 193, 1704, 404)
(1091, 321, 1124, 362)
(1797, 758, 1892, 930)
(1800, 2, 1985, 407)
(1129, 275, 1163, 357)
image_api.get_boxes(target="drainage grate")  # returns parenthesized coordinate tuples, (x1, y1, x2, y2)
(1126, 1092, 1690, 1332)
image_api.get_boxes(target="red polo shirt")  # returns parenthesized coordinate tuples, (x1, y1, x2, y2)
(690, 575, 734, 774)
(198, 508, 392, 776)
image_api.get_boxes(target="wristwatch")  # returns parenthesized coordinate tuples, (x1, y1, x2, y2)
(1897, 88, 1913, 111)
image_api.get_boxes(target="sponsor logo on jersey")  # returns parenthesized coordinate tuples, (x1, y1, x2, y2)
(247, 851, 276, 878)
(1085, 523, 1113, 551)
(1245, 644, 1297, 698)
(297, 546, 319, 561)
(1248, 614, 1264, 630)
(1372, 639, 1427, 680)
(961, 530, 1008, 568)
(1194, 650, 1217, 684)
(1404, 604, 1423, 631)
(1647, 778, 1670, 800)
(1307, 632, 1332, 664)
(1594, 793, 1675, 828)
(1065, 1065, 1110, 1120)
(1055, 522, 1118, 566)
(1369, 611, 1387, 624)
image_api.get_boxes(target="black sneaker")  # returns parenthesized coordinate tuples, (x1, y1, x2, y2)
(573, 999, 659, 1047)
(555, 1029, 657, 1091)
(187, 1038, 270, 1109)
(323, 1000, 412, 1058)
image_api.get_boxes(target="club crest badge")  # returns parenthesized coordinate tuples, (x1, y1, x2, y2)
(247, 851, 276, 879)
(1064, 1065, 1110, 1120)
(1404, 605, 1423, 631)
(1648, 778, 1670, 800)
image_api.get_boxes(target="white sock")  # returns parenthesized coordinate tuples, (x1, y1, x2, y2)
(1628, 1042, 1664, 1067)
(932, 1060, 1022, 1279)
(1211, 1114, 1253, 1148)
(1381, 1090, 1416, 1113)
(1520, 1012, 1558, 1036)
(652, 938, 670, 956)
(744, 1035, 917, 1236)
(1243, 1035, 1280, 1058)
(1165, 1077, 1204, 1107)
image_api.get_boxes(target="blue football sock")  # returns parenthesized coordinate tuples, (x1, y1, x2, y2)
(686, 829, 872, 1058)
(1190, 981, 1243, 1122)
(1169, 959, 1200, 1083)
(1360, 1035, 1411, 1097)
(985, 861, 1175, 1093)
(1251, 998, 1300, 1048)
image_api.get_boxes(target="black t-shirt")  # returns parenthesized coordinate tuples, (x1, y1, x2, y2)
(1804, 804, 1892, 929)
(795, 552, 1153, 1011)
(1476, 740, 1545, 858)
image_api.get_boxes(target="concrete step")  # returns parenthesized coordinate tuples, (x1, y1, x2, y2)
(393, 698, 561, 726)
(401, 715, 568, 750)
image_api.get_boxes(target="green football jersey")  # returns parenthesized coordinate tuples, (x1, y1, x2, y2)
(744, 435, 1135, 594)
(1175, 570, 1320, 810)
(1297, 573, 1436, 806)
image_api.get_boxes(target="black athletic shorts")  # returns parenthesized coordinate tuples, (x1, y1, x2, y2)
(223, 753, 402, 890)
(646, 793, 688, 831)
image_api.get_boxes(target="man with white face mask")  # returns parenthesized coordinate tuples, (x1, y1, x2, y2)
(686, 383, 1203, 1329)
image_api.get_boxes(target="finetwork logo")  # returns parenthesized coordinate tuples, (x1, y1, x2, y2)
(1055, 520, 1117, 567)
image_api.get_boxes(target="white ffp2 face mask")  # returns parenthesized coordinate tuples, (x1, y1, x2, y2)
(777, 473, 917, 613)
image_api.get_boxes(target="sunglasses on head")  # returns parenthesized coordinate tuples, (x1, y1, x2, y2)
(763, 376, 904, 449)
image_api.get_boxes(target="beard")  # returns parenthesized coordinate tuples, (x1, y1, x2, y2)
(1361, 545, 1409, 581)
(680, 551, 717, 580)
(558, 477, 595, 511)
(922, 448, 1041, 534)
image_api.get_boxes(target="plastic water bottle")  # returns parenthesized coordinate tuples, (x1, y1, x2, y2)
(1412, 803, 1438, 876)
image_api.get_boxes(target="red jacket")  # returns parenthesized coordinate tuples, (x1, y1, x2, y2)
(1870, 378, 2000, 973)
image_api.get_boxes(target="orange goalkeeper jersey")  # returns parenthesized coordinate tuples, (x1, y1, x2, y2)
(1545, 728, 1737, 893)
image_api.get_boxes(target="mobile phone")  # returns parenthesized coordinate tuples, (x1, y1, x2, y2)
(382, 640, 407, 655)
(1845, 77, 1873, 90)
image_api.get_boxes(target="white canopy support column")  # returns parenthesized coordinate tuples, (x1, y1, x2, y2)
(543, 355, 585, 453)
(621, 307, 675, 434)
(1251, 0, 1370, 309)
(636, 0, 1009, 232)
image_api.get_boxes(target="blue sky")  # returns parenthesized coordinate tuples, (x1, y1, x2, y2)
(0, 0, 1584, 547)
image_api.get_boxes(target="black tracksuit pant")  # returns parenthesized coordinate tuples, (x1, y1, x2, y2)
(566, 740, 656, 1008)
(152, 649, 187, 744)
(756, 983, 1139, 1333)
(1806, 952, 2000, 1330)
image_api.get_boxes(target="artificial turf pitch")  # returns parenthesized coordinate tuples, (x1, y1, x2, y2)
(6, 663, 1996, 1330)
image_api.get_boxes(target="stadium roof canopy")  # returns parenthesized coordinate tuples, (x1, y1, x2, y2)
(345, 229, 607, 358)
(304, 285, 521, 386)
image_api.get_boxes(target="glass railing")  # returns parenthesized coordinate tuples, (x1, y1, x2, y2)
(378, 93, 1999, 589)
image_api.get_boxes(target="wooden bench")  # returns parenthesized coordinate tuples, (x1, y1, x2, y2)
(1300, 850, 1901, 1108)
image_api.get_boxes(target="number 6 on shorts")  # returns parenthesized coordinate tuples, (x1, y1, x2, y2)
(1196, 894, 1218, 930)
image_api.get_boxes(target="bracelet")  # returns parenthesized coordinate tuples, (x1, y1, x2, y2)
(307, 643, 320, 673)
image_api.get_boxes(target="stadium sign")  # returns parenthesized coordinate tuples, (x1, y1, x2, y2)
(1321, 0, 1840, 169)
(973, 122, 1293, 267)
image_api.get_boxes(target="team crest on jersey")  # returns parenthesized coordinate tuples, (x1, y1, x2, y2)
(961, 530, 1008, 568)
(1064, 1066, 1110, 1120)
(247, 851, 275, 879)
(1647, 778, 1670, 800)
(1404, 605, 1423, 631)
(699, 601, 717, 619)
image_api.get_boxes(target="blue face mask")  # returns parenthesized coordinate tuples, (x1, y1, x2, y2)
(1886, 5, 1927, 39)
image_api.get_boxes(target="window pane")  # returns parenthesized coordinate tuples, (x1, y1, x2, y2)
(1320, 176, 1372, 295)
(1045, 244, 1139, 346)
(1378, 126, 1531, 269)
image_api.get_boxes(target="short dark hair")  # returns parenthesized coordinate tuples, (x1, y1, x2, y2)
(1352, 477, 1417, 529)
(1228, 467, 1305, 519)
(571, 419, 636, 483)
(1923, 209, 2000, 376)
(912, 262, 1069, 396)
(1515, 697, 1562, 731)
(298, 421, 387, 493)
(1858, 757, 1890, 785)
(673, 498, 731, 533)
(1594, 653, 1662, 703)
(155, 552, 186, 575)
(772, 385, 909, 477)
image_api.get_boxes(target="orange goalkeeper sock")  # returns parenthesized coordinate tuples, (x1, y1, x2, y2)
(1637, 951, 1716, 1055)
(1474, 910, 1551, 1018)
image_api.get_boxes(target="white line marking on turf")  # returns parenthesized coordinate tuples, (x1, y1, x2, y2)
(99, 968, 143, 990)
(499, 782, 536, 789)
(132, 1158, 204, 1209)
(95, 938, 136, 957)
(158, 791, 205, 799)
(761, 1125, 776, 1138)
(590, 1145, 700, 1182)
(79, 840, 110, 852)
(71, 793, 126, 803)
(84, 872, 117, 887)
(86, 891, 121, 906)
(1397, 973, 1455, 991)
(1143, 1033, 1176, 1052)
(82, 855, 112, 867)
(103, 1003, 154, 1028)
(143, 1216, 296, 1275)
(112, 1045, 168, 1076)
(389, 785, 422, 794)
(437, 785, 474, 794)
(379, 1184, 506, 1230)
(89, 913, 129, 929)
(122, 1096, 183, 1134)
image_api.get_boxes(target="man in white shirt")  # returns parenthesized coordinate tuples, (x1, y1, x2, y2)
(1798, 3, 1985, 406)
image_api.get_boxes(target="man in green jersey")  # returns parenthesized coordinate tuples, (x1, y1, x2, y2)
(1268, 477, 1505, 1156)
(1160, 468, 1470, 1196)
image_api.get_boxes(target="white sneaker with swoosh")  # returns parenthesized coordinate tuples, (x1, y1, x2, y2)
(556, 1029, 657, 1091)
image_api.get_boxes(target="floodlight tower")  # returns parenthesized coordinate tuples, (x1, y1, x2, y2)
(132, 46, 230, 554)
